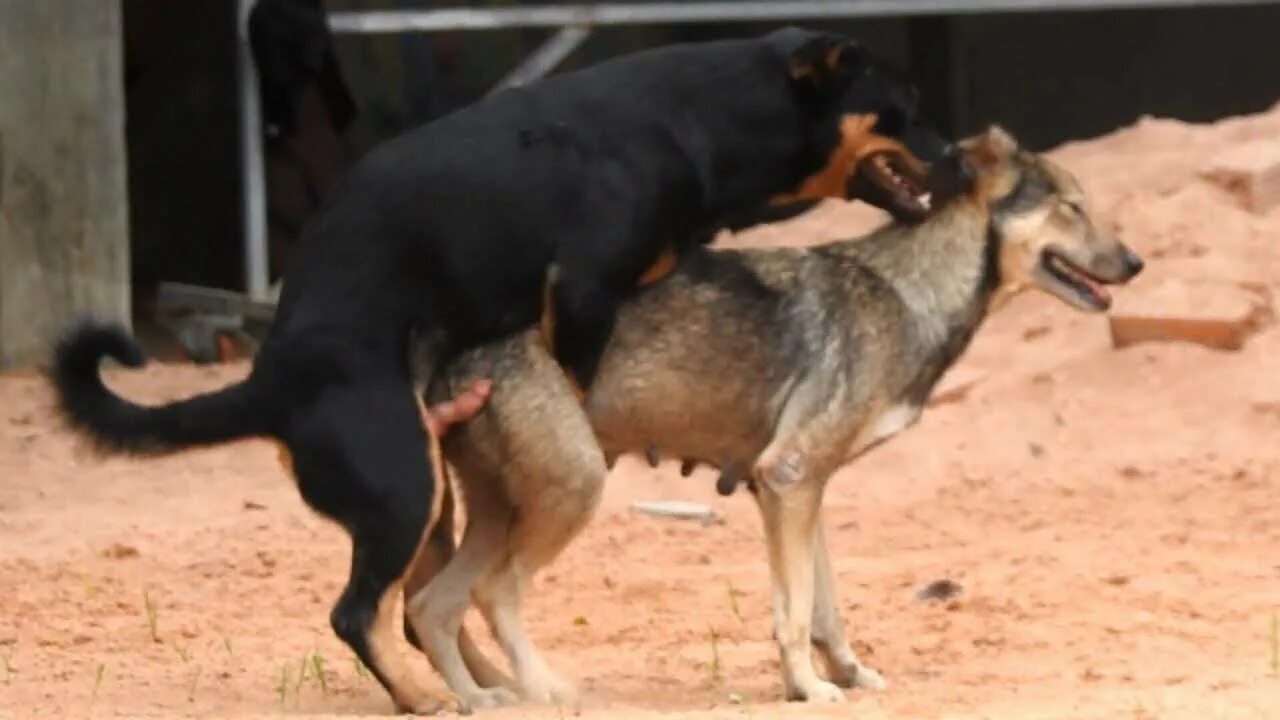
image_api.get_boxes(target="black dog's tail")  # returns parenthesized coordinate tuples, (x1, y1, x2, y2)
(51, 320, 272, 454)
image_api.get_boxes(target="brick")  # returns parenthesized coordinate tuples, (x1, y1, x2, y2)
(1201, 140, 1280, 214)
(1109, 278, 1273, 351)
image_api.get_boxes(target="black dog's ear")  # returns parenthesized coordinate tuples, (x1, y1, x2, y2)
(774, 30, 864, 92)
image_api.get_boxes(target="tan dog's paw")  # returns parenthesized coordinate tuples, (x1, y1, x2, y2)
(521, 671, 581, 713)
(828, 661, 886, 691)
(851, 665, 886, 691)
(459, 687, 520, 710)
(785, 677, 845, 704)
(399, 690, 470, 716)
(819, 649, 887, 691)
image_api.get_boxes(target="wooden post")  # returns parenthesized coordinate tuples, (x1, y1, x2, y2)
(0, 1, 130, 369)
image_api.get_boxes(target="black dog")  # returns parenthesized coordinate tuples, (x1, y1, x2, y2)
(52, 27, 965, 714)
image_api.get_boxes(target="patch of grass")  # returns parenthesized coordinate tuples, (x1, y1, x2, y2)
(222, 637, 233, 657)
(171, 642, 191, 664)
(294, 654, 310, 703)
(142, 589, 159, 643)
(708, 626, 723, 686)
(0, 646, 13, 682)
(91, 663, 105, 703)
(726, 579, 745, 624)
(310, 651, 328, 695)
(276, 664, 292, 709)
(572, 615, 588, 627)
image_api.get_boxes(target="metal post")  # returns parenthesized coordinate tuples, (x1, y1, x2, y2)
(237, 0, 270, 301)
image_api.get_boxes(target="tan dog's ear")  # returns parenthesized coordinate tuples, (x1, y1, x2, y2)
(983, 125, 1018, 155)
(961, 124, 1019, 171)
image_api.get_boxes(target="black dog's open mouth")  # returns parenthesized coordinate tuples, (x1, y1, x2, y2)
(1038, 248, 1113, 312)
(849, 150, 932, 221)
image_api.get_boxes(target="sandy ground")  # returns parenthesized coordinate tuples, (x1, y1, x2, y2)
(3, 105, 1280, 719)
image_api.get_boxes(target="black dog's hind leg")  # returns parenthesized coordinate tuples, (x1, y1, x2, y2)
(289, 381, 460, 715)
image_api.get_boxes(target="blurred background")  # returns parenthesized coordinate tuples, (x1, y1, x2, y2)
(1, 0, 1279, 367)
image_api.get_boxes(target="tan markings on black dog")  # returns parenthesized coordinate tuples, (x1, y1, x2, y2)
(273, 441, 292, 476)
(774, 114, 925, 204)
(787, 42, 844, 81)
(637, 247, 679, 287)
(416, 393, 451, 548)
(401, 126, 1144, 707)
(537, 268, 586, 402)
(538, 268, 557, 359)
(402, 467, 455, 622)
(365, 578, 462, 715)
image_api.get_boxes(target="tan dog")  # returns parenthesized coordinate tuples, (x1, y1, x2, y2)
(404, 126, 1144, 709)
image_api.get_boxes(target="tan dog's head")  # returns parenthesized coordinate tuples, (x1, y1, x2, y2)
(962, 126, 1144, 311)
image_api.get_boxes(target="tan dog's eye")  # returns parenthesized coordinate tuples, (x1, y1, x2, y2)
(1063, 200, 1083, 216)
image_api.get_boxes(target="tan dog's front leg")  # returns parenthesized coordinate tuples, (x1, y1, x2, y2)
(811, 518, 885, 690)
(754, 449, 844, 703)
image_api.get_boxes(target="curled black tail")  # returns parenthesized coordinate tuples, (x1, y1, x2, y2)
(51, 319, 269, 454)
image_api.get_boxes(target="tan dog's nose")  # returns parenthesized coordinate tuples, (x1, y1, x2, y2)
(1120, 245, 1144, 279)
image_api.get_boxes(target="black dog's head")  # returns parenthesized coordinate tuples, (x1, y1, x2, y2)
(768, 27, 971, 222)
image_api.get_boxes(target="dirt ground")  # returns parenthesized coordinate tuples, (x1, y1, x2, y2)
(3, 106, 1280, 719)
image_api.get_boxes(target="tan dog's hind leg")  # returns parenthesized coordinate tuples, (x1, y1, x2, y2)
(420, 332, 603, 708)
(755, 475, 844, 703)
(405, 493, 520, 710)
(811, 518, 886, 690)
(459, 334, 604, 708)
(474, 556, 580, 710)
(402, 478, 515, 694)
(471, 442, 604, 710)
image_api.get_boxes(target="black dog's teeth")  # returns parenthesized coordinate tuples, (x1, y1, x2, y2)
(874, 154, 923, 200)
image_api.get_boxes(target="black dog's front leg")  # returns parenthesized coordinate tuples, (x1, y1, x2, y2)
(547, 272, 619, 394)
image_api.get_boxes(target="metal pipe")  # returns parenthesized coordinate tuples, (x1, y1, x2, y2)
(491, 25, 593, 94)
(328, 0, 1276, 34)
(236, 0, 270, 301)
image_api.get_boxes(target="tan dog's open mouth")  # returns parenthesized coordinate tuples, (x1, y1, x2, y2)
(1036, 248, 1114, 312)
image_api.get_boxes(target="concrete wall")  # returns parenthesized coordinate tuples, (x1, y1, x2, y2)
(0, 1, 131, 369)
